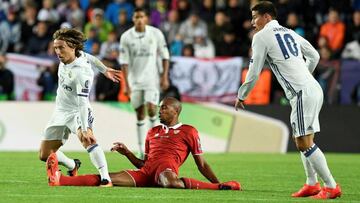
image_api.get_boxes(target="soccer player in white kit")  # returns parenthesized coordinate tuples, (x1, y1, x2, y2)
(235, 1, 341, 199)
(39, 28, 121, 187)
(119, 8, 170, 158)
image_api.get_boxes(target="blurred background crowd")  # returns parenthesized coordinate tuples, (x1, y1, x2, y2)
(0, 0, 360, 105)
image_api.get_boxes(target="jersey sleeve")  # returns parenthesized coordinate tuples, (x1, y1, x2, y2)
(186, 127, 203, 155)
(81, 51, 107, 74)
(119, 34, 130, 65)
(298, 35, 320, 73)
(74, 68, 93, 132)
(156, 29, 170, 60)
(237, 33, 267, 101)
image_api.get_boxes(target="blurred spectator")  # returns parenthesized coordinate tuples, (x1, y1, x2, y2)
(134, 0, 149, 11)
(198, 0, 216, 24)
(182, 44, 194, 57)
(84, 27, 100, 55)
(105, 0, 134, 25)
(286, 12, 305, 37)
(150, 0, 168, 28)
(37, 0, 59, 24)
(57, 0, 85, 30)
(25, 21, 52, 55)
(225, 0, 251, 40)
(99, 31, 119, 59)
(193, 29, 215, 59)
(319, 8, 345, 56)
(84, 8, 113, 42)
(178, 11, 207, 44)
(0, 55, 14, 100)
(216, 28, 241, 57)
(342, 33, 360, 60)
(115, 9, 133, 38)
(0, 6, 21, 53)
(160, 9, 180, 44)
(176, 0, 191, 22)
(95, 58, 120, 101)
(170, 34, 183, 56)
(208, 11, 232, 47)
(37, 64, 58, 100)
(19, 2, 38, 53)
(345, 10, 360, 43)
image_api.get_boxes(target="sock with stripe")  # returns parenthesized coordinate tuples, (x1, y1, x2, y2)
(149, 116, 157, 128)
(181, 177, 220, 190)
(302, 144, 336, 188)
(300, 152, 318, 185)
(137, 120, 146, 155)
(60, 174, 100, 186)
(87, 144, 111, 182)
(56, 150, 75, 170)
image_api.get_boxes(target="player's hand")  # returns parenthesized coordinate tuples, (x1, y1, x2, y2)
(104, 68, 121, 83)
(111, 142, 130, 155)
(235, 99, 245, 111)
(81, 129, 97, 145)
(160, 76, 169, 91)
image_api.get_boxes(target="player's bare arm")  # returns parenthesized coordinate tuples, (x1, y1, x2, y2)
(121, 64, 131, 97)
(84, 52, 122, 83)
(111, 142, 145, 168)
(193, 154, 220, 183)
(160, 59, 170, 91)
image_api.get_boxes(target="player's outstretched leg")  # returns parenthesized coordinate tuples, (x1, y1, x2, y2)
(181, 178, 241, 190)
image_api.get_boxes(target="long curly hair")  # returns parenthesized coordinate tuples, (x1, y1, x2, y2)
(53, 28, 86, 57)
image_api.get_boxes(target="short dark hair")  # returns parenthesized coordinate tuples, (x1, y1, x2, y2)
(134, 7, 148, 16)
(251, 1, 277, 19)
(53, 28, 86, 57)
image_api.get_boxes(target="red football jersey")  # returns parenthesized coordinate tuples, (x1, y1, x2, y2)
(144, 123, 203, 169)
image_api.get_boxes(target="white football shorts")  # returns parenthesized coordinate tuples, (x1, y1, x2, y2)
(43, 108, 94, 143)
(130, 89, 160, 109)
(290, 82, 323, 137)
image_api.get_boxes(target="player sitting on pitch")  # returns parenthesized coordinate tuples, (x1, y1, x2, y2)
(46, 97, 241, 190)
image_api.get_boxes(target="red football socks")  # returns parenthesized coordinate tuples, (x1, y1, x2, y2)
(181, 177, 220, 190)
(59, 174, 101, 186)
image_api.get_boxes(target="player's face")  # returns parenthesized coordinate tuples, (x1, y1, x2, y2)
(53, 39, 76, 64)
(159, 100, 177, 125)
(133, 11, 147, 30)
(251, 11, 267, 32)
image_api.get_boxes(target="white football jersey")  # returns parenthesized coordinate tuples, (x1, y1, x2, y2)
(119, 25, 170, 90)
(238, 20, 320, 100)
(56, 53, 94, 130)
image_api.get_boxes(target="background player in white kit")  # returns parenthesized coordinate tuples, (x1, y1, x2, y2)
(39, 28, 121, 187)
(119, 8, 170, 157)
(235, 1, 341, 199)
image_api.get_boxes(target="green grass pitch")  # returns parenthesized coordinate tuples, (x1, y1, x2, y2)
(0, 152, 359, 203)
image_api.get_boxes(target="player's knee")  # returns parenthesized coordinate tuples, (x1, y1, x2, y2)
(39, 151, 48, 162)
(158, 175, 183, 188)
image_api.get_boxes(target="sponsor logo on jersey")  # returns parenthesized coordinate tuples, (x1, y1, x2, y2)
(82, 88, 89, 93)
(62, 84, 72, 91)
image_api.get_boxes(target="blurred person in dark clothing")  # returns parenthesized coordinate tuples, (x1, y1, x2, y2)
(215, 28, 242, 57)
(0, 55, 14, 100)
(37, 64, 58, 100)
(95, 58, 120, 101)
(25, 21, 52, 55)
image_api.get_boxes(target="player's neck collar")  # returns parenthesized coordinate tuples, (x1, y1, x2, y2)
(161, 122, 182, 133)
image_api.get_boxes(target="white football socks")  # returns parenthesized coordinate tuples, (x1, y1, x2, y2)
(149, 116, 157, 127)
(137, 120, 146, 156)
(300, 152, 318, 185)
(56, 150, 75, 170)
(303, 144, 336, 188)
(87, 144, 111, 182)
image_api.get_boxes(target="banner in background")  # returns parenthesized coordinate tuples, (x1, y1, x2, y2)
(170, 57, 243, 102)
(6, 53, 55, 100)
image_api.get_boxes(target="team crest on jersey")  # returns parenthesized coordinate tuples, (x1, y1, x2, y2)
(174, 130, 180, 134)
(85, 80, 89, 88)
(154, 133, 159, 137)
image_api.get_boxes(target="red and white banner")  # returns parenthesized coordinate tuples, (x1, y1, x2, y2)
(170, 57, 243, 103)
(6, 53, 55, 100)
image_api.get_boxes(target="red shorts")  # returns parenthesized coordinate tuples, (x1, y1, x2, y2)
(126, 162, 179, 187)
